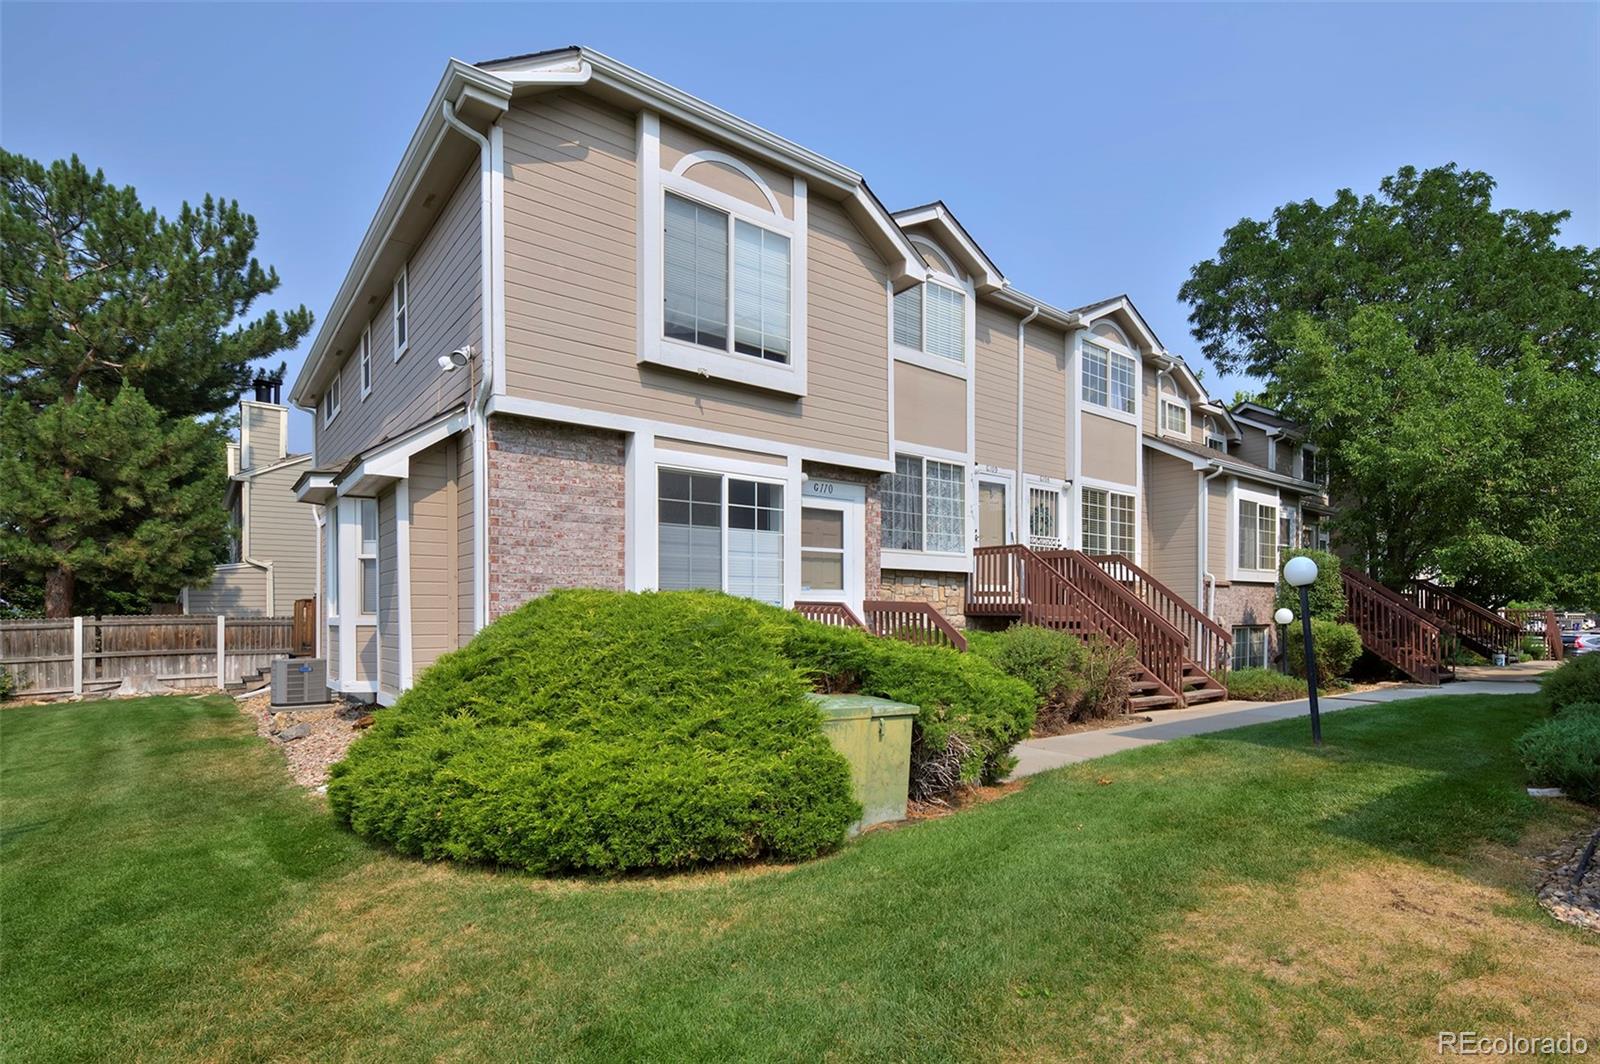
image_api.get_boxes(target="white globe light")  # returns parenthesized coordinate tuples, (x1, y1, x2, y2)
(1284, 555, 1320, 588)
(1274, 607, 1295, 625)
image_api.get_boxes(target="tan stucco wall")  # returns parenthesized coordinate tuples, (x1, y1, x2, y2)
(893, 362, 966, 454)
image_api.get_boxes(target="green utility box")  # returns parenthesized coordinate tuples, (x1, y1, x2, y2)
(809, 693, 920, 832)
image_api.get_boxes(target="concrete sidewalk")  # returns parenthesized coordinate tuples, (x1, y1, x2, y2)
(1009, 679, 1544, 780)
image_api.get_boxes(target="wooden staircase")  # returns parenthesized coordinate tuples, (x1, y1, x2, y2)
(1404, 581, 1521, 659)
(969, 544, 1229, 711)
(1340, 567, 1445, 685)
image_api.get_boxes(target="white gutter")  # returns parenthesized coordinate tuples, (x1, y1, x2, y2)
(1200, 462, 1226, 620)
(441, 100, 496, 633)
(1015, 304, 1040, 540)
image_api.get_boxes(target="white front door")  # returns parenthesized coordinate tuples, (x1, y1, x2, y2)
(800, 477, 865, 611)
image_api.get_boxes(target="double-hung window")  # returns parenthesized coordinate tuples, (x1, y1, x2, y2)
(1159, 387, 1188, 435)
(1237, 498, 1279, 572)
(358, 326, 372, 398)
(657, 470, 784, 603)
(326, 507, 340, 618)
(322, 373, 341, 426)
(1280, 509, 1296, 554)
(1029, 487, 1061, 549)
(882, 455, 965, 553)
(392, 266, 408, 359)
(893, 282, 966, 363)
(1232, 626, 1269, 670)
(1082, 342, 1136, 414)
(358, 499, 378, 617)
(664, 191, 791, 364)
(1206, 434, 1228, 452)
(1081, 487, 1135, 556)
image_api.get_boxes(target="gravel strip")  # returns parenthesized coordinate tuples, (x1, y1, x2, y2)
(1535, 825, 1600, 934)
(236, 692, 374, 790)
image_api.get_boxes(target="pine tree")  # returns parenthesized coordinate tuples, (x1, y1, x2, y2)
(1, 150, 312, 616)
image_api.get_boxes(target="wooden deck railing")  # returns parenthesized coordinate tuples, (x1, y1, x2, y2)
(793, 601, 867, 630)
(862, 601, 968, 652)
(1037, 550, 1192, 701)
(1406, 581, 1521, 656)
(1501, 607, 1564, 662)
(1089, 553, 1233, 674)
(1341, 568, 1444, 685)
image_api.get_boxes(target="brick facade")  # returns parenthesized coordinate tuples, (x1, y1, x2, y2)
(1212, 581, 1281, 663)
(486, 415, 626, 619)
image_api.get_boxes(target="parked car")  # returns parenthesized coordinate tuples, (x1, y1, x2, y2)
(1570, 633, 1600, 656)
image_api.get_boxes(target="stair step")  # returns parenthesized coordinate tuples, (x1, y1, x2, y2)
(1129, 694, 1180, 710)
(1185, 687, 1228, 704)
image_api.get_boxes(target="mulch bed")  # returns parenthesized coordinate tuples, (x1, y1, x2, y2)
(1534, 824, 1600, 934)
(236, 692, 374, 790)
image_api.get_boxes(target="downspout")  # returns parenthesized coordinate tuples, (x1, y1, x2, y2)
(1201, 462, 1225, 620)
(1015, 304, 1040, 542)
(441, 99, 495, 633)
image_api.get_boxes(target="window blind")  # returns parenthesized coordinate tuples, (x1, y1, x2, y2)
(733, 220, 790, 363)
(663, 193, 728, 350)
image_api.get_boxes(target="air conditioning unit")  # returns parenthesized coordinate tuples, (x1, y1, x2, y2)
(272, 658, 329, 707)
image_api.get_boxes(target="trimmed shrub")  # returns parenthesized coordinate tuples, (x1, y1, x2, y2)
(1515, 713, 1600, 804)
(1285, 619, 1363, 681)
(1274, 548, 1346, 619)
(780, 622, 1036, 800)
(1555, 701, 1600, 719)
(328, 590, 859, 874)
(966, 625, 1083, 733)
(1542, 653, 1600, 712)
(1076, 636, 1139, 720)
(1225, 667, 1306, 702)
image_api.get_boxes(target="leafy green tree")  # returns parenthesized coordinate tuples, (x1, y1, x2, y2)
(1, 150, 311, 615)
(1181, 164, 1600, 379)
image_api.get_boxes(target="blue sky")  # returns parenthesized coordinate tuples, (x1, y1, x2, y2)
(4, 2, 1596, 453)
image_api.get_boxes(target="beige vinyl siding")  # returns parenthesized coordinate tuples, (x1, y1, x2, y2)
(356, 626, 377, 683)
(240, 403, 284, 469)
(187, 565, 269, 616)
(1079, 412, 1138, 486)
(892, 362, 966, 454)
(1208, 475, 1231, 582)
(1141, 371, 1158, 435)
(1236, 425, 1272, 469)
(457, 433, 475, 649)
(499, 91, 891, 463)
(410, 438, 460, 674)
(656, 438, 785, 466)
(973, 302, 1018, 468)
(1143, 452, 1200, 605)
(314, 165, 480, 468)
(378, 487, 399, 694)
(1023, 322, 1067, 479)
(243, 462, 317, 606)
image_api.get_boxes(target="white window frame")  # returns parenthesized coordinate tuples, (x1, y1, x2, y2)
(1080, 338, 1139, 422)
(653, 463, 789, 606)
(391, 265, 409, 361)
(798, 477, 866, 609)
(881, 452, 968, 563)
(1230, 482, 1281, 582)
(1232, 625, 1270, 670)
(322, 372, 341, 427)
(358, 325, 372, 399)
(357, 497, 378, 621)
(1079, 483, 1137, 558)
(1158, 377, 1189, 438)
(1205, 432, 1228, 452)
(637, 114, 808, 397)
(1027, 479, 1066, 551)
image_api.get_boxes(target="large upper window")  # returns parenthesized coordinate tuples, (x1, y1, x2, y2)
(882, 455, 965, 553)
(1238, 498, 1279, 572)
(1081, 487, 1135, 556)
(893, 282, 966, 362)
(1159, 381, 1188, 434)
(657, 469, 784, 603)
(1082, 342, 1136, 414)
(664, 192, 791, 364)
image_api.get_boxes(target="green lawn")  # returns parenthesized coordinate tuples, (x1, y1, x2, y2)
(3, 694, 1596, 1062)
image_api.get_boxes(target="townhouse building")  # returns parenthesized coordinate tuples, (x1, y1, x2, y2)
(289, 47, 1332, 704)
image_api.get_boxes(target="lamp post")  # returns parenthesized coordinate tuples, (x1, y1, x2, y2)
(1274, 607, 1295, 675)
(1283, 555, 1322, 745)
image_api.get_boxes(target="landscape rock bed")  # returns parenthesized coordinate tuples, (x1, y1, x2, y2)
(237, 692, 372, 790)
(1534, 825, 1600, 934)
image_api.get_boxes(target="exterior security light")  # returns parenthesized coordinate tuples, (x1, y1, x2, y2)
(1284, 554, 1319, 588)
(1274, 607, 1294, 626)
(438, 346, 473, 372)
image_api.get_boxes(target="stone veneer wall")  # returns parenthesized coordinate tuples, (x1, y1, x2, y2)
(876, 571, 969, 628)
(486, 415, 626, 619)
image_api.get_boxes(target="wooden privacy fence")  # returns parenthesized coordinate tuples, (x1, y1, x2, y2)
(1, 614, 295, 697)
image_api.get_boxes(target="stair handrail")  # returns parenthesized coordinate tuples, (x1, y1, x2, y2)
(1036, 549, 1191, 702)
(863, 600, 968, 652)
(793, 601, 866, 630)
(1408, 580, 1520, 652)
(1340, 567, 1443, 685)
(1088, 553, 1233, 673)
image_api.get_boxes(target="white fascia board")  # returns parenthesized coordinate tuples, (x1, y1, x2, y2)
(892, 203, 1006, 293)
(289, 60, 512, 409)
(988, 286, 1082, 332)
(1077, 296, 1164, 353)
(333, 409, 470, 496)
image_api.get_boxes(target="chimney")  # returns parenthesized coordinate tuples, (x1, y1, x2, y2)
(251, 372, 282, 406)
